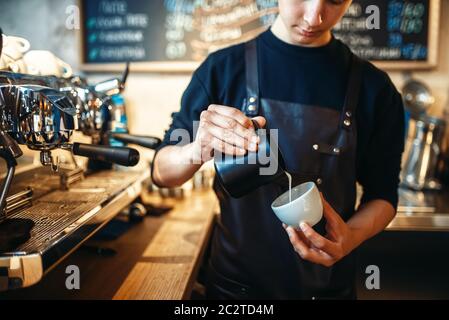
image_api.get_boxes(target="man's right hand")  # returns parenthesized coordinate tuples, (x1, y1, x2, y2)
(189, 104, 266, 164)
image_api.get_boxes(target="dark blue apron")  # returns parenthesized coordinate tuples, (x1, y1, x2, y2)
(207, 39, 362, 299)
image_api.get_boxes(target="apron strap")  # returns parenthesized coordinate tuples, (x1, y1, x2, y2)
(244, 39, 363, 125)
(340, 54, 363, 130)
(244, 39, 260, 117)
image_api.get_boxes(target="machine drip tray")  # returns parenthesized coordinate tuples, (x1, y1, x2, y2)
(0, 169, 149, 291)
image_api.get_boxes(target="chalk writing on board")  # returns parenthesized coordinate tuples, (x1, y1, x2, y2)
(85, 0, 151, 61)
(333, 0, 429, 61)
(83, 0, 431, 64)
(165, 0, 278, 60)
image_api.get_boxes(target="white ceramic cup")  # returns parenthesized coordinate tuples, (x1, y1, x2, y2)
(271, 181, 323, 227)
(0, 34, 30, 72)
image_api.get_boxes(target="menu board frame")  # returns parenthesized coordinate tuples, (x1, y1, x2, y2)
(79, 0, 441, 73)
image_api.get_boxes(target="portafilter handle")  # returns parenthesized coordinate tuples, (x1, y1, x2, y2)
(70, 143, 139, 167)
(109, 133, 161, 150)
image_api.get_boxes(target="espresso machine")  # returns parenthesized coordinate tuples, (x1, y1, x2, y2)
(0, 71, 151, 290)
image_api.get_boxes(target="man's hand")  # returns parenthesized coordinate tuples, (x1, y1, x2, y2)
(283, 193, 358, 267)
(152, 104, 266, 188)
(190, 104, 266, 164)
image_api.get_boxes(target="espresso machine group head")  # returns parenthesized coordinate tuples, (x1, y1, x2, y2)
(0, 84, 77, 169)
(60, 63, 162, 151)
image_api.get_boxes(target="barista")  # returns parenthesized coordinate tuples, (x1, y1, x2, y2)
(152, 0, 404, 299)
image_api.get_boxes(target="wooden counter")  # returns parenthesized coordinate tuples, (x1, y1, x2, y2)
(114, 189, 218, 299)
(0, 188, 218, 300)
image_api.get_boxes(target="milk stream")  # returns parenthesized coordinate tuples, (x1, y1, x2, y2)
(285, 171, 292, 203)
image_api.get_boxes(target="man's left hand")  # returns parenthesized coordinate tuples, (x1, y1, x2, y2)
(283, 193, 357, 267)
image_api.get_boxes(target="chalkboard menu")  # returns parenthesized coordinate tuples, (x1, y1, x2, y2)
(332, 0, 440, 69)
(81, 0, 440, 72)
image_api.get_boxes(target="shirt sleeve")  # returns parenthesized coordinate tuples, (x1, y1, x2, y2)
(158, 72, 211, 150)
(150, 62, 213, 180)
(357, 79, 405, 210)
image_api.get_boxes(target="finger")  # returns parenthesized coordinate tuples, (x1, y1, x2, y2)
(319, 192, 342, 227)
(208, 104, 253, 128)
(287, 227, 335, 267)
(316, 194, 339, 240)
(299, 222, 339, 257)
(297, 228, 313, 247)
(251, 116, 266, 128)
(309, 247, 335, 267)
(286, 226, 311, 257)
(207, 124, 257, 152)
(202, 110, 258, 145)
(293, 225, 312, 246)
(325, 223, 339, 242)
(209, 136, 246, 156)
